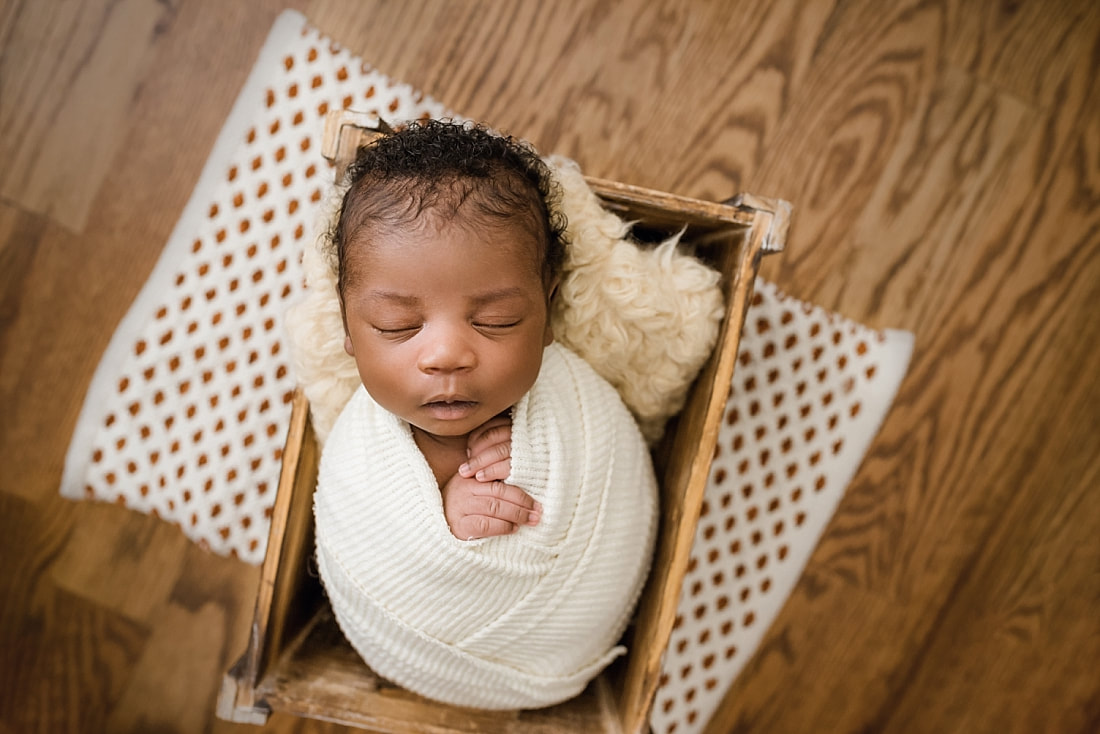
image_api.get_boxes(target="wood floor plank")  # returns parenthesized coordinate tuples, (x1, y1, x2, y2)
(49, 503, 191, 626)
(943, 0, 1100, 108)
(105, 600, 235, 734)
(0, 0, 176, 232)
(0, 493, 148, 734)
(707, 13, 1100, 733)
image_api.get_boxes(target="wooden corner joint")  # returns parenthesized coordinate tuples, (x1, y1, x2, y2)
(727, 193, 793, 254)
(216, 656, 273, 725)
(321, 109, 395, 183)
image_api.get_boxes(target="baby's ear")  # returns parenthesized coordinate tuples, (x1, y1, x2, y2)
(543, 278, 560, 346)
(344, 335, 355, 356)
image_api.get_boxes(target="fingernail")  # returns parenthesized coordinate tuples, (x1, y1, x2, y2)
(475, 470, 486, 481)
(528, 512, 541, 525)
(459, 463, 471, 476)
(534, 501, 543, 512)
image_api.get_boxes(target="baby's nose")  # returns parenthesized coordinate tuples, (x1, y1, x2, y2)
(417, 327, 477, 373)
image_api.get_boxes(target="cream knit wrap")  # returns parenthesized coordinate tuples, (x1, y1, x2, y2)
(314, 343, 659, 710)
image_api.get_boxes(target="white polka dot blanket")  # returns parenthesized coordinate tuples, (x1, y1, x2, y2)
(59, 9, 913, 732)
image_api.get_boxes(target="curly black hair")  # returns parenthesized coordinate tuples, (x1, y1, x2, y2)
(328, 119, 567, 301)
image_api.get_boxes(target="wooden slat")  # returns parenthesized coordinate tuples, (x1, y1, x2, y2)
(218, 390, 323, 721)
(616, 209, 774, 734)
(258, 608, 618, 734)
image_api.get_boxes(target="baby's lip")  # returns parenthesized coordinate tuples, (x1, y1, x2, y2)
(423, 392, 475, 405)
(421, 397, 479, 421)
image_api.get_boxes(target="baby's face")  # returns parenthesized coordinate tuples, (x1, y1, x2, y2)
(342, 216, 552, 441)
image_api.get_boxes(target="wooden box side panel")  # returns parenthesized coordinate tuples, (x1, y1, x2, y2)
(616, 211, 774, 733)
(252, 390, 324, 681)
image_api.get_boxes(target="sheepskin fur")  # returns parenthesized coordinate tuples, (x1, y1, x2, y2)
(284, 155, 725, 446)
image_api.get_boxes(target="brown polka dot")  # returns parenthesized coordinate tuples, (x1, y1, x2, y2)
(815, 475, 827, 491)
(264, 89, 274, 107)
(388, 97, 400, 113)
(300, 136, 311, 152)
(778, 545, 789, 560)
(288, 82, 298, 97)
(851, 401, 862, 417)
(269, 119, 280, 135)
(251, 156, 262, 171)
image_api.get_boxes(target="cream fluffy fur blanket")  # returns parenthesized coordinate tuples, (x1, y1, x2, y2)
(285, 156, 725, 446)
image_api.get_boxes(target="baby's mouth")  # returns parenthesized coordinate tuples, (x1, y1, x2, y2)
(422, 399, 478, 419)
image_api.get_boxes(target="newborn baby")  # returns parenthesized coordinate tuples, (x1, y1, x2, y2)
(312, 120, 657, 709)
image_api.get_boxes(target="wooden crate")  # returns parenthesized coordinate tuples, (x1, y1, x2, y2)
(218, 111, 789, 733)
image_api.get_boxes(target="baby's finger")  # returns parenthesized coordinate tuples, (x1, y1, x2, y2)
(459, 440, 511, 478)
(467, 422, 512, 457)
(468, 494, 541, 527)
(472, 458, 511, 483)
(478, 480, 542, 514)
(453, 515, 516, 541)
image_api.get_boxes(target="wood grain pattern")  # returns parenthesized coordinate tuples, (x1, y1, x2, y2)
(1, 1, 1097, 732)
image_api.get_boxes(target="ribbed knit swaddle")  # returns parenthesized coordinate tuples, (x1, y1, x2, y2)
(314, 343, 658, 709)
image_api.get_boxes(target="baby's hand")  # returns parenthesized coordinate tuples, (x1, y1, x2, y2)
(441, 473, 542, 540)
(459, 414, 513, 483)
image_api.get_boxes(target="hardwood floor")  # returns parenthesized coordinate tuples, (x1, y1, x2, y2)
(1, 1, 1097, 732)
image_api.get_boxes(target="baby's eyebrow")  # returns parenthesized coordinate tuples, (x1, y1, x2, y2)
(470, 287, 528, 306)
(365, 291, 420, 306)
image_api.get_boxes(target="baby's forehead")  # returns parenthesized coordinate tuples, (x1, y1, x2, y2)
(354, 209, 544, 258)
